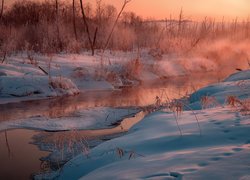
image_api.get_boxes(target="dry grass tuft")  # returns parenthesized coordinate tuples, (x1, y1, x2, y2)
(227, 96, 250, 115)
(240, 99, 250, 115)
(169, 101, 183, 136)
(226, 95, 239, 107)
(54, 130, 90, 159)
(115, 147, 144, 159)
(201, 96, 220, 109)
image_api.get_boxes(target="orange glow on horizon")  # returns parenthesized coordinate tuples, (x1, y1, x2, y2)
(87, 0, 250, 21)
(6, 0, 250, 21)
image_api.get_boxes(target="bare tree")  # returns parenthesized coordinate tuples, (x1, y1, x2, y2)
(96, 0, 103, 24)
(178, 8, 183, 35)
(0, 0, 4, 20)
(72, 0, 78, 40)
(79, 0, 96, 55)
(103, 0, 132, 51)
(1, 0, 5, 63)
(55, 0, 62, 51)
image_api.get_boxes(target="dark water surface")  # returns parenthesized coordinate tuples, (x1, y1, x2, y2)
(0, 129, 49, 180)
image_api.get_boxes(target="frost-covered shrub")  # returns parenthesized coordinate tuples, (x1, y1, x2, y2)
(49, 77, 79, 95)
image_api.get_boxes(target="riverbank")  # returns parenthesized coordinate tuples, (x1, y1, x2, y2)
(0, 107, 140, 179)
(1, 50, 244, 105)
(49, 70, 250, 180)
(1, 52, 249, 179)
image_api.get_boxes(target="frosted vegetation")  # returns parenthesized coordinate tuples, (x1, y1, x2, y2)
(0, 1, 250, 179)
(0, 0, 250, 56)
(1, 0, 250, 102)
(35, 70, 250, 180)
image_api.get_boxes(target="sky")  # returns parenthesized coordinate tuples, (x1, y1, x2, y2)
(6, 0, 250, 21)
(87, 0, 250, 21)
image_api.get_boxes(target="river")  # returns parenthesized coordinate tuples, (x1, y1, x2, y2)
(0, 72, 228, 179)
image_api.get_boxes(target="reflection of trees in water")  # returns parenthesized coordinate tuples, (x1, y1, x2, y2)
(34, 130, 102, 171)
(0, 86, 187, 121)
(4, 131, 12, 159)
(33, 110, 145, 172)
(2, 111, 13, 159)
(0, 73, 226, 121)
(47, 97, 78, 118)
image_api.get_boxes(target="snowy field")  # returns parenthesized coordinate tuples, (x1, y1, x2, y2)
(1, 52, 250, 180)
(35, 70, 250, 180)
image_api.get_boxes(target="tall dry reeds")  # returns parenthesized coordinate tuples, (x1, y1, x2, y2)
(0, 0, 250, 58)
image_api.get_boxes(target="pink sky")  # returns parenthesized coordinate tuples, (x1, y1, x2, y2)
(6, 0, 250, 21)
(86, 0, 250, 20)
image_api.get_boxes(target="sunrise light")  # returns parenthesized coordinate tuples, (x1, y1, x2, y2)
(1, 0, 250, 179)
(87, 0, 250, 20)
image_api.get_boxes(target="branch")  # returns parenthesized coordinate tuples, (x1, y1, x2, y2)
(0, 0, 4, 20)
(103, 0, 132, 51)
(79, 0, 95, 55)
(72, 0, 78, 40)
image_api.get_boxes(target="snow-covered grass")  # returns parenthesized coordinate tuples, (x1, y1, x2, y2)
(1, 48, 247, 104)
(0, 76, 79, 98)
(42, 70, 250, 180)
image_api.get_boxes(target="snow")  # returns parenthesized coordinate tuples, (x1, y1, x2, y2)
(55, 107, 250, 180)
(49, 70, 250, 180)
(1, 50, 244, 104)
(189, 70, 250, 109)
(0, 76, 79, 98)
(224, 70, 250, 82)
(0, 107, 138, 131)
(1, 51, 250, 179)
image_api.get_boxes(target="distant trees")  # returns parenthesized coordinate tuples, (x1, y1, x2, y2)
(0, 0, 139, 53)
(103, 0, 132, 51)
(2, 0, 248, 56)
(72, 0, 78, 40)
(79, 0, 96, 55)
(79, 0, 132, 55)
(55, 0, 63, 51)
(4, 1, 54, 25)
(0, 0, 4, 20)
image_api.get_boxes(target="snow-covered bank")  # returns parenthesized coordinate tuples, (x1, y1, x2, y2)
(1, 50, 246, 104)
(56, 107, 250, 180)
(0, 76, 79, 98)
(0, 107, 138, 132)
(51, 70, 250, 180)
(190, 70, 250, 110)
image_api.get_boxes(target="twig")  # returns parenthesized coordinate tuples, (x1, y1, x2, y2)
(38, 66, 49, 75)
(182, 103, 202, 136)
(172, 110, 183, 136)
(72, 0, 78, 40)
(79, 0, 95, 55)
(5, 131, 12, 159)
(0, 0, 4, 20)
(103, 0, 132, 51)
(1, 51, 6, 63)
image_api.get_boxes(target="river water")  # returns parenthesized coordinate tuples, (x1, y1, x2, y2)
(0, 72, 227, 179)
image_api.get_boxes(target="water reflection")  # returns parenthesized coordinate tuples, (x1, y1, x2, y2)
(0, 72, 228, 179)
(0, 72, 225, 122)
(0, 111, 147, 179)
(34, 111, 147, 166)
(0, 129, 49, 180)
